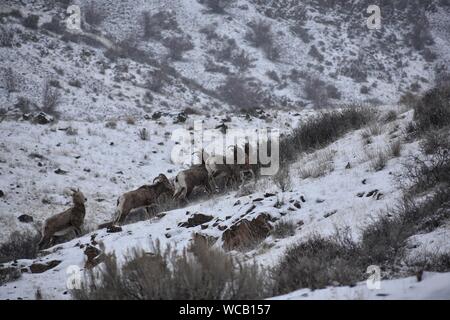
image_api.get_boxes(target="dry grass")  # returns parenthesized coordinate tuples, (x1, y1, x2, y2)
(298, 149, 335, 179)
(72, 239, 273, 300)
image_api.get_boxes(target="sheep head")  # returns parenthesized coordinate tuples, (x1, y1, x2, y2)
(153, 174, 174, 193)
(70, 188, 87, 205)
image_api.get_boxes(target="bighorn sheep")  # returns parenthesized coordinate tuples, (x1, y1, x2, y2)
(113, 174, 174, 224)
(173, 154, 212, 201)
(38, 188, 87, 250)
(205, 146, 249, 191)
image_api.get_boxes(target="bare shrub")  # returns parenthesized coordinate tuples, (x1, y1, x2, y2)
(41, 80, 61, 118)
(280, 106, 372, 163)
(218, 76, 264, 113)
(406, 252, 450, 273)
(145, 67, 171, 93)
(245, 20, 279, 60)
(138, 128, 148, 141)
(23, 14, 39, 29)
(14, 96, 33, 114)
(382, 110, 397, 123)
(308, 45, 324, 62)
(304, 76, 341, 108)
(271, 220, 296, 239)
(413, 85, 450, 132)
(0, 266, 21, 285)
(125, 116, 135, 125)
(0, 230, 40, 263)
(272, 166, 291, 192)
(83, 1, 106, 26)
(406, 139, 450, 193)
(2, 67, 18, 94)
(399, 92, 419, 109)
(361, 123, 382, 138)
(341, 60, 367, 83)
(388, 140, 402, 158)
(0, 27, 14, 47)
(298, 149, 334, 179)
(230, 50, 255, 71)
(271, 231, 362, 294)
(163, 36, 194, 61)
(420, 129, 450, 155)
(105, 120, 117, 129)
(367, 149, 388, 171)
(72, 239, 272, 299)
(199, 0, 233, 14)
(141, 11, 178, 40)
(42, 16, 64, 34)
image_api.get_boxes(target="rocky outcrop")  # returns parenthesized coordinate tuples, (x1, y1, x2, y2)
(29, 260, 61, 273)
(179, 213, 213, 228)
(192, 233, 218, 247)
(17, 214, 33, 223)
(222, 214, 272, 251)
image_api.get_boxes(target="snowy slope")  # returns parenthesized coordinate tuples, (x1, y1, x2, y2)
(2, 107, 448, 300)
(271, 272, 450, 300)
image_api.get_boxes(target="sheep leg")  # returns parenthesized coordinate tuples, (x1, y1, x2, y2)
(73, 227, 82, 237)
(38, 235, 51, 250)
(209, 175, 219, 193)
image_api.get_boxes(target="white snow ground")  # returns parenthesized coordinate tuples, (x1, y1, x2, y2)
(1, 107, 449, 300)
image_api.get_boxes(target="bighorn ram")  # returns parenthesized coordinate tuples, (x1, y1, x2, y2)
(113, 174, 174, 224)
(205, 145, 250, 191)
(173, 153, 212, 201)
(38, 188, 87, 250)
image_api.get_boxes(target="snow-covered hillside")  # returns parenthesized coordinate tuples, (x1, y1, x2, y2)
(1, 106, 449, 300)
(1, 0, 449, 300)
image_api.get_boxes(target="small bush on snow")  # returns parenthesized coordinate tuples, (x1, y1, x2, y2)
(413, 84, 450, 132)
(72, 239, 272, 299)
(245, 19, 280, 61)
(0, 230, 40, 263)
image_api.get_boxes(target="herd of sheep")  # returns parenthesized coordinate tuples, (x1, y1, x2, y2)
(38, 143, 260, 249)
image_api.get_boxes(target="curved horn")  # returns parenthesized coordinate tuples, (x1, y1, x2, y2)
(153, 176, 161, 184)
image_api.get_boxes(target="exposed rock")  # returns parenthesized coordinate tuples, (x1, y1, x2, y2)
(0, 190, 4, 198)
(106, 225, 122, 233)
(366, 189, 379, 197)
(18, 214, 33, 223)
(264, 192, 276, 198)
(192, 233, 218, 247)
(33, 112, 54, 125)
(54, 168, 68, 175)
(245, 204, 256, 215)
(179, 213, 214, 228)
(29, 260, 61, 274)
(222, 214, 272, 251)
(174, 112, 187, 124)
(152, 111, 162, 120)
(357, 192, 365, 198)
(324, 210, 337, 218)
(293, 201, 302, 209)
